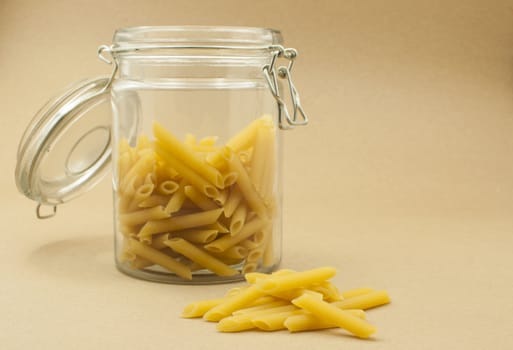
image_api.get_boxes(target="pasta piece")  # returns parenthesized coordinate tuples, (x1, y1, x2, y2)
(210, 245, 248, 260)
(222, 172, 238, 188)
(206, 117, 262, 167)
(151, 233, 170, 250)
(199, 135, 218, 146)
(213, 189, 228, 207)
(119, 205, 169, 227)
(130, 256, 154, 269)
(127, 239, 192, 280)
(165, 179, 188, 214)
(155, 142, 219, 198)
(170, 229, 218, 244)
(223, 187, 242, 218)
(229, 203, 247, 236)
(164, 238, 239, 277)
(183, 185, 218, 211)
(216, 304, 297, 332)
(153, 122, 224, 188)
(232, 300, 290, 316)
(341, 287, 374, 299)
(203, 284, 264, 322)
(120, 152, 155, 193)
(117, 151, 133, 181)
(284, 309, 366, 333)
(309, 281, 343, 302)
(127, 183, 154, 211)
(139, 208, 224, 237)
(257, 267, 337, 294)
(331, 290, 391, 310)
(204, 218, 270, 253)
(222, 147, 268, 219)
(157, 180, 179, 196)
(252, 310, 300, 331)
(291, 292, 376, 338)
(246, 246, 264, 263)
(249, 124, 269, 195)
(182, 297, 228, 318)
(138, 194, 170, 208)
(242, 262, 258, 274)
(202, 221, 229, 234)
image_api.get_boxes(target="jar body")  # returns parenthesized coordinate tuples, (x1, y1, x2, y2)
(111, 27, 283, 283)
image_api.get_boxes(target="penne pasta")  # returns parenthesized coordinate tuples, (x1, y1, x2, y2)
(222, 147, 268, 219)
(164, 178, 188, 214)
(331, 290, 391, 310)
(119, 205, 169, 227)
(139, 208, 224, 237)
(291, 292, 376, 339)
(153, 122, 224, 189)
(223, 187, 242, 218)
(165, 238, 239, 277)
(182, 297, 228, 318)
(229, 203, 247, 236)
(157, 180, 179, 195)
(127, 239, 192, 280)
(184, 185, 218, 211)
(257, 267, 337, 295)
(170, 229, 218, 244)
(155, 142, 220, 199)
(284, 309, 366, 333)
(204, 218, 270, 253)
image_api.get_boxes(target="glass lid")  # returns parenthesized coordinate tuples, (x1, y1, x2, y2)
(15, 77, 112, 217)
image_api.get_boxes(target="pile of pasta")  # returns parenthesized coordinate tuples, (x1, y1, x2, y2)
(182, 267, 391, 338)
(117, 115, 277, 279)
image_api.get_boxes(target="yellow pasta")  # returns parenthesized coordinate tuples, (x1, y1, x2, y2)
(284, 309, 366, 332)
(341, 287, 375, 299)
(203, 284, 264, 322)
(291, 292, 376, 338)
(139, 208, 224, 237)
(229, 203, 247, 235)
(127, 183, 155, 211)
(210, 245, 248, 260)
(182, 297, 228, 318)
(153, 121, 224, 188)
(204, 218, 270, 253)
(154, 142, 219, 199)
(127, 239, 192, 280)
(216, 304, 298, 332)
(117, 116, 279, 280)
(223, 187, 243, 218)
(119, 205, 169, 227)
(137, 194, 170, 208)
(170, 229, 218, 244)
(164, 238, 239, 277)
(181, 267, 391, 338)
(157, 180, 179, 195)
(257, 267, 337, 294)
(184, 185, 218, 211)
(164, 178, 187, 214)
(222, 147, 268, 219)
(332, 290, 391, 310)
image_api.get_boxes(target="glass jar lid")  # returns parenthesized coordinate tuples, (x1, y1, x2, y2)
(15, 77, 112, 217)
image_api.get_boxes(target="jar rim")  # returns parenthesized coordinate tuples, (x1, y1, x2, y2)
(112, 25, 283, 49)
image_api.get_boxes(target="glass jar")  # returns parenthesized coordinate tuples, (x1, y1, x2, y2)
(15, 26, 309, 284)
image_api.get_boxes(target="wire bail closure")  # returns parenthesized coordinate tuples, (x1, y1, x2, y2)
(263, 45, 309, 130)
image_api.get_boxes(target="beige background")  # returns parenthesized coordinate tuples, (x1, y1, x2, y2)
(2, 0, 513, 349)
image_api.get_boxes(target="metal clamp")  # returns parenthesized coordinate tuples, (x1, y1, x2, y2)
(263, 45, 309, 130)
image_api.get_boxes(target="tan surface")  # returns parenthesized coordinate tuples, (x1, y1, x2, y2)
(2, 0, 513, 349)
